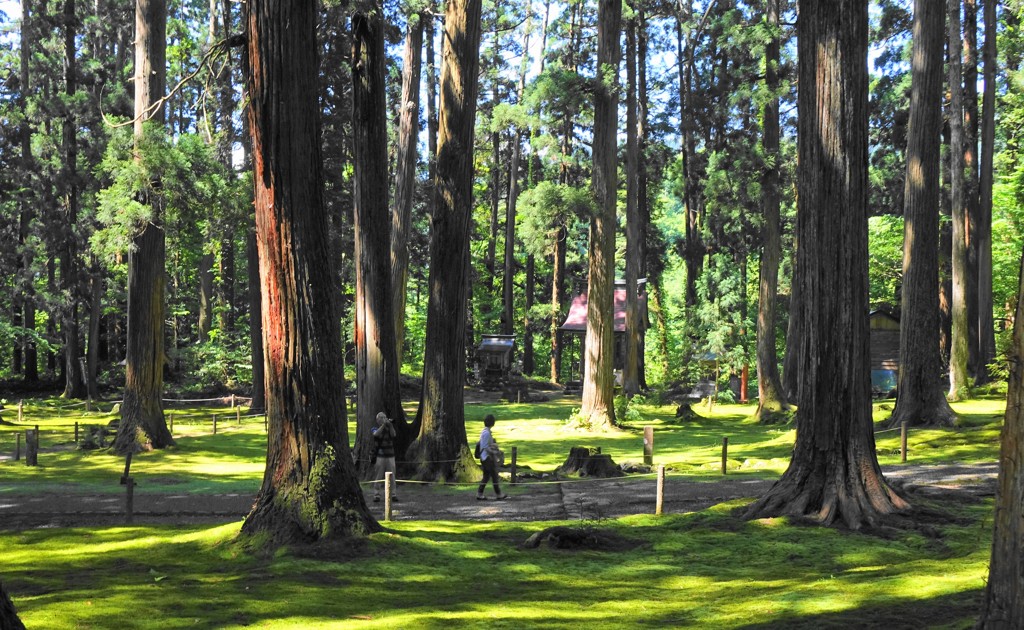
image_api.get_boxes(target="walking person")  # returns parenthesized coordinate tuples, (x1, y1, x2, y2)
(476, 414, 508, 500)
(372, 412, 398, 503)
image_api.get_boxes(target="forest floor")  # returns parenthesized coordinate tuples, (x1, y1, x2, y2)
(0, 462, 997, 529)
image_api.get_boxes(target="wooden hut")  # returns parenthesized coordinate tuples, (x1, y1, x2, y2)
(869, 309, 900, 396)
(476, 334, 516, 387)
(558, 281, 647, 389)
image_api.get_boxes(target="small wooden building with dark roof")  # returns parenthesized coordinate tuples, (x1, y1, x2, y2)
(869, 308, 900, 395)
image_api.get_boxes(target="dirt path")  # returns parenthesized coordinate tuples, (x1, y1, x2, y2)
(0, 463, 997, 529)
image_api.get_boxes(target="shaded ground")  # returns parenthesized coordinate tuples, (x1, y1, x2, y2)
(0, 463, 996, 529)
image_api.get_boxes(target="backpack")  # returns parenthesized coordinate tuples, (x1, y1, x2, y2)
(473, 440, 482, 459)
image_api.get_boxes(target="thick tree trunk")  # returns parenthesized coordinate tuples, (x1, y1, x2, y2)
(676, 10, 702, 311)
(17, 0, 37, 383)
(502, 129, 519, 338)
(240, 0, 378, 545)
(977, 252, 1024, 628)
(246, 228, 265, 413)
(964, 0, 980, 375)
(745, 0, 908, 529)
(390, 12, 423, 358)
(408, 0, 483, 481)
(754, 0, 790, 421)
(351, 9, 409, 477)
(86, 263, 102, 400)
(948, 0, 970, 399)
(550, 226, 566, 382)
(637, 6, 650, 390)
(524, 254, 535, 374)
(976, 0, 997, 384)
(623, 16, 640, 397)
(115, 0, 171, 452)
(61, 0, 85, 400)
(580, 0, 622, 429)
(0, 581, 26, 630)
(888, 0, 958, 429)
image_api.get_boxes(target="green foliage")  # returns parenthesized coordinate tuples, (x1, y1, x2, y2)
(179, 341, 252, 391)
(613, 394, 645, 424)
(517, 181, 592, 258)
(867, 214, 904, 308)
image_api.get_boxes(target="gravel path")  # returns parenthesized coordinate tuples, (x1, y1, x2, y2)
(0, 463, 997, 529)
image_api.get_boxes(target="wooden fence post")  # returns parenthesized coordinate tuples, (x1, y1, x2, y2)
(643, 426, 654, 465)
(511, 446, 518, 484)
(15, 432, 21, 461)
(384, 471, 394, 522)
(237, 407, 241, 424)
(25, 429, 38, 466)
(121, 452, 133, 485)
(656, 464, 665, 515)
(901, 421, 908, 463)
(169, 414, 174, 435)
(231, 394, 236, 409)
(75, 422, 79, 444)
(125, 477, 135, 525)
(213, 415, 218, 435)
(721, 437, 729, 475)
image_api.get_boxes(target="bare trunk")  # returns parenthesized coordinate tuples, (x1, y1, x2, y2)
(580, 0, 622, 429)
(61, 0, 85, 399)
(240, 0, 378, 544)
(964, 0, 980, 375)
(246, 228, 265, 413)
(86, 262, 102, 400)
(408, 0, 483, 481)
(623, 16, 640, 397)
(754, 0, 789, 420)
(976, 0, 996, 383)
(17, 0, 38, 383)
(390, 12, 423, 358)
(351, 9, 409, 477)
(948, 0, 970, 399)
(198, 252, 214, 342)
(888, 0, 958, 428)
(745, 0, 908, 528)
(550, 226, 566, 382)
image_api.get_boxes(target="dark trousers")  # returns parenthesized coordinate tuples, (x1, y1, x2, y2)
(478, 456, 501, 495)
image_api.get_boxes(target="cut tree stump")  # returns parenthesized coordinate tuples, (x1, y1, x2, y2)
(558, 447, 623, 478)
(674, 403, 702, 422)
(522, 526, 639, 551)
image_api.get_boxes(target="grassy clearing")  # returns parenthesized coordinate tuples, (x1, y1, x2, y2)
(0, 394, 1005, 627)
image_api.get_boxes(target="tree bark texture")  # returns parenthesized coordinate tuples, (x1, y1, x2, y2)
(550, 225, 566, 382)
(947, 0, 970, 399)
(409, 0, 483, 481)
(241, 0, 378, 544)
(198, 251, 214, 342)
(390, 12, 423, 359)
(964, 0, 980, 375)
(976, 0, 997, 383)
(61, 0, 85, 399)
(352, 9, 409, 477)
(246, 228, 266, 413)
(888, 0, 958, 429)
(580, 0, 622, 429)
(624, 16, 640, 397)
(977, 252, 1024, 628)
(18, 0, 38, 383)
(0, 580, 26, 630)
(116, 0, 171, 453)
(744, 0, 908, 529)
(754, 0, 790, 420)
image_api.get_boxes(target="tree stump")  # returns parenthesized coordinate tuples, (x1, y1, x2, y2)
(674, 403, 702, 422)
(522, 526, 639, 551)
(558, 447, 623, 478)
(0, 581, 26, 630)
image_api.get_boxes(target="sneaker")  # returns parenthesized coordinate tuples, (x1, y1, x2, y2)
(373, 496, 380, 503)
(476, 495, 487, 501)
(496, 494, 509, 500)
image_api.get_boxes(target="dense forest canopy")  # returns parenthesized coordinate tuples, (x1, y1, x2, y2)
(0, 0, 1021, 404)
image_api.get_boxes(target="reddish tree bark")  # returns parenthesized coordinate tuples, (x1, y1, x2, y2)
(623, 15, 640, 397)
(744, 0, 908, 529)
(580, 0, 622, 429)
(948, 0, 970, 398)
(240, 0, 378, 544)
(976, 0, 997, 383)
(407, 0, 483, 481)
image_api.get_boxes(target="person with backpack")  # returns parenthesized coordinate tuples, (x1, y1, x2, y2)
(372, 412, 398, 503)
(475, 414, 508, 501)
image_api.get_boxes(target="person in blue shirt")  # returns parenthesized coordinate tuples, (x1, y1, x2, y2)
(476, 414, 508, 501)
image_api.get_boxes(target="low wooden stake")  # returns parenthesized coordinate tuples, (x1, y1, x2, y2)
(721, 437, 729, 475)
(121, 452, 133, 485)
(213, 414, 218, 435)
(511, 446, 518, 484)
(901, 421, 908, 463)
(15, 432, 21, 461)
(75, 422, 79, 444)
(384, 471, 394, 522)
(643, 426, 654, 465)
(125, 477, 135, 525)
(656, 464, 666, 515)
(231, 394, 236, 409)
(237, 407, 241, 424)
(169, 414, 174, 435)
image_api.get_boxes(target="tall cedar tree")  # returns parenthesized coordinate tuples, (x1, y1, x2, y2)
(240, 0, 378, 544)
(579, 0, 622, 428)
(17, 0, 38, 382)
(407, 0, 483, 480)
(744, 0, 909, 528)
(391, 12, 423, 360)
(976, 0, 997, 382)
(623, 12, 640, 397)
(947, 0, 969, 399)
(351, 7, 409, 476)
(60, 0, 85, 399)
(754, 0, 790, 421)
(114, 0, 173, 453)
(887, 0, 957, 428)
(978, 253, 1024, 627)
(964, 0, 980, 375)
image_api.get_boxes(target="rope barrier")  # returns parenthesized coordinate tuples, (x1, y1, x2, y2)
(357, 470, 666, 488)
